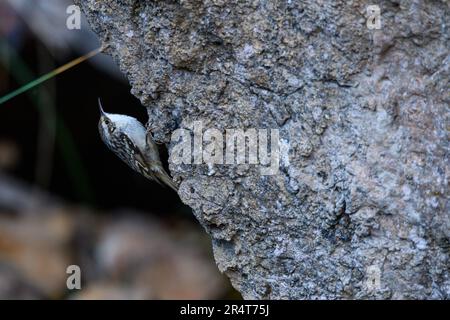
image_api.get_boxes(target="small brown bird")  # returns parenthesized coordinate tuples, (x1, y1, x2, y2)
(98, 99, 177, 191)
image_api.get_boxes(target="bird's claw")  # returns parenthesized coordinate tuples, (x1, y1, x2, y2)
(146, 125, 163, 145)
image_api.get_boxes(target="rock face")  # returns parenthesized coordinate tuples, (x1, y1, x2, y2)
(77, 0, 449, 299)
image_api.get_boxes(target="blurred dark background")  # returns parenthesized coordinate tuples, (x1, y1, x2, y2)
(0, 0, 238, 299)
(0, 4, 180, 214)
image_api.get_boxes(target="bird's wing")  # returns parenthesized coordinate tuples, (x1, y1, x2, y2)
(118, 133, 159, 183)
(145, 132, 178, 191)
(119, 132, 177, 191)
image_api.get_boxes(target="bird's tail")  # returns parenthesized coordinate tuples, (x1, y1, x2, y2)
(155, 169, 178, 192)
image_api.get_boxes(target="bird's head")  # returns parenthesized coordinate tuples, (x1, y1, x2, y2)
(97, 98, 148, 151)
(98, 98, 119, 149)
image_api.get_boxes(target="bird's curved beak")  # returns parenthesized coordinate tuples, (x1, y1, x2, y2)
(98, 98, 106, 115)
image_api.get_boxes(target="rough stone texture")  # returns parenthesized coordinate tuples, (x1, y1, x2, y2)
(77, 0, 449, 299)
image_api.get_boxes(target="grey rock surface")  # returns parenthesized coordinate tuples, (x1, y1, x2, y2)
(77, 0, 449, 299)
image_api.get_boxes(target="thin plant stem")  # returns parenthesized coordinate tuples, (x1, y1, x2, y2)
(0, 47, 101, 106)
(0, 41, 96, 202)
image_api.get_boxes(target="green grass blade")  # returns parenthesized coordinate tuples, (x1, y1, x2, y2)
(0, 41, 98, 202)
(0, 47, 101, 105)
